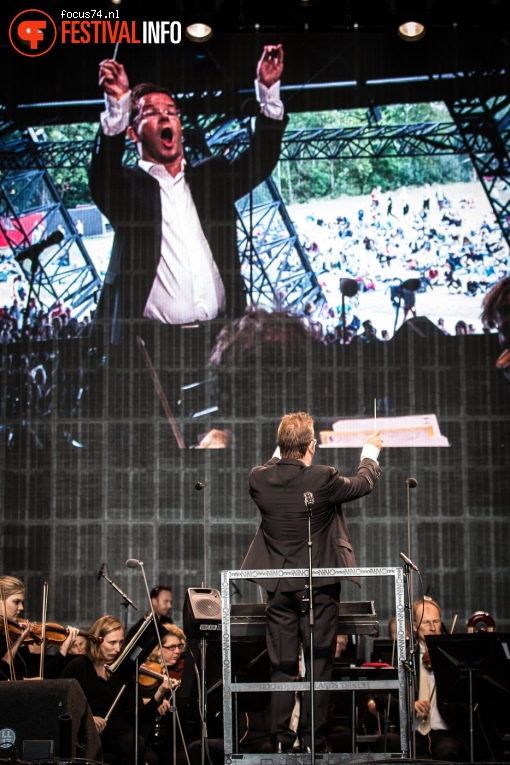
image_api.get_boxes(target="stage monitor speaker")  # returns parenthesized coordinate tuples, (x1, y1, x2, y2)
(183, 587, 222, 639)
(0, 679, 101, 761)
(23, 740, 54, 761)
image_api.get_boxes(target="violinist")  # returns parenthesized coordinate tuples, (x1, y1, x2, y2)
(412, 598, 467, 761)
(60, 614, 166, 765)
(140, 623, 188, 765)
(0, 574, 79, 680)
(69, 634, 88, 655)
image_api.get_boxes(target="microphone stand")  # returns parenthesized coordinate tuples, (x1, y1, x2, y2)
(405, 478, 418, 606)
(104, 613, 162, 765)
(15, 231, 64, 335)
(127, 559, 183, 765)
(99, 568, 138, 633)
(195, 481, 209, 765)
(400, 555, 419, 759)
(402, 477, 418, 757)
(305, 493, 315, 765)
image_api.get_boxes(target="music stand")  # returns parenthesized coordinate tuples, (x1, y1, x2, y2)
(105, 615, 168, 765)
(392, 277, 421, 333)
(425, 633, 510, 763)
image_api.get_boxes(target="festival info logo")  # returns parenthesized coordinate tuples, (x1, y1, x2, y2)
(9, 9, 57, 57)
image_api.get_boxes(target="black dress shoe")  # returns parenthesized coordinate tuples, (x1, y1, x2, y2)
(276, 742, 300, 754)
(305, 743, 332, 754)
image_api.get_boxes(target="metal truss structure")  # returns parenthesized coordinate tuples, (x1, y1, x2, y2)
(220, 566, 409, 764)
(0, 94, 508, 317)
(0, 166, 102, 321)
(447, 95, 510, 245)
(236, 177, 325, 313)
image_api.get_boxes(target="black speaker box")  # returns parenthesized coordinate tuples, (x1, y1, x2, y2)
(23, 740, 53, 761)
(182, 587, 222, 639)
(0, 678, 101, 761)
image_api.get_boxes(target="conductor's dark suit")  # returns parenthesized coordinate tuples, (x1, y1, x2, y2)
(241, 454, 381, 750)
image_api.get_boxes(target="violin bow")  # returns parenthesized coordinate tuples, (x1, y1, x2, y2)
(104, 683, 128, 724)
(136, 336, 186, 449)
(0, 585, 16, 681)
(38, 581, 49, 679)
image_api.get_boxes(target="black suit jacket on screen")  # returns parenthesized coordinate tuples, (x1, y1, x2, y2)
(88, 113, 287, 343)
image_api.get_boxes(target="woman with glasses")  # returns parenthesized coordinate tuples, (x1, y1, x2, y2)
(141, 623, 188, 765)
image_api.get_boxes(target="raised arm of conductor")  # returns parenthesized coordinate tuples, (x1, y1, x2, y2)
(362, 432, 384, 460)
(98, 59, 130, 100)
(257, 44, 284, 87)
(271, 431, 384, 462)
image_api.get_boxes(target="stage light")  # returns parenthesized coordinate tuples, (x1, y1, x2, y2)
(185, 21, 213, 42)
(398, 18, 426, 40)
(396, 0, 427, 41)
(185, 1, 214, 43)
(397, 0, 426, 42)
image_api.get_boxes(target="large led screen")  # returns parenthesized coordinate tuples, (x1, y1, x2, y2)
(0, 22, 509, 636)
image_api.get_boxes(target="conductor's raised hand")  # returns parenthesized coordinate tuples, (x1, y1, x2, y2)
(366, 431, 384, 452)
(98, 59, 130, 98)
(257, 44, 284, 88)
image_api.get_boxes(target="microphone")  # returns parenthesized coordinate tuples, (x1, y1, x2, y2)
(406, 477, 418, 488)
(15, 230, 65, 267)
(195, 481, 208, 490)
(97, 562, 105, 581)
(126, 558, 143, 568)
(399, 551, 419, 571)
(303, 492, 314, 507)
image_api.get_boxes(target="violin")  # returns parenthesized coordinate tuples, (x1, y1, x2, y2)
(0, 615, 102, 646)
(0, 616, 37, 644)
(138, 657, 185, 688)
(139, 661, 166, 687)
(104, 660, 165, 689)
(167, 657, 185, 680)
(32, 622, 104, 646)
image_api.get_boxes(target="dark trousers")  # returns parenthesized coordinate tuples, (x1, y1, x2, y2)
(415, 729, 465, 761)
(265, 582, 341, 749)
(101, 717, 157, 765)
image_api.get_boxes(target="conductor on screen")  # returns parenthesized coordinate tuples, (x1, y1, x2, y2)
(88, 45, 287, 344)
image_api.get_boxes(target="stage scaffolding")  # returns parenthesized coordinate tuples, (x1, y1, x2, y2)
(220, 566, 410, 764)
